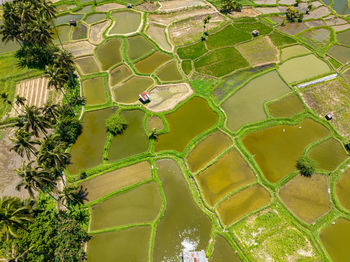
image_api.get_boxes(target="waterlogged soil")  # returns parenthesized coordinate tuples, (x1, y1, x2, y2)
(217, 185, 270, 226)
(268, 94, 304, 118)
(156, 60, 183, 82)
(68, 108, 115, 175)
(281, 45, 311, 61)
(95, 38, 122, 70)
(83, 77, 107, 106)
(155, 97, 218, 152)
(75, 56, 100, 75)
(108, 110, 149, 161)
(279, 174, 331, 224)
(196, 149, 256, 207)
(336, 168, 350, 211)
(308, 138, 348, 171)
(320, 218, 350, 262)
(153, 159, 212, 262)
(127, 35, 155, 61)
(134, 51, 172, 74)
(109, 64, 133, 87)
(147, 116, 164, 132)
(81, 161, 152, 202)
(186, 130, 232, 173)
(90, 182, 162, 231)
(147, 23, 173, 52)
(328, 45, 350, 64)
(109, 10, 142, 35)
(87, 226, 151, 262)
(243, 118, 330, 183)
(209, 235, 241, 262)
(113, 76, 154, 103)
(222, 70, 290, 131)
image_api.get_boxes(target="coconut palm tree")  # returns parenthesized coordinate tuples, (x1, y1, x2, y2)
(15, 95, 26, 108)
(20, 105, 51, 138)
(10, 128, 39, 160)
(37, 135, 70, 185)
(54, 49, 75, 83)
(45, 64, 74, 113)
(59, 186, 88, 212)
(15, 161, 56, 199)
(0, 196, 32, 240)
(41, 102, 60, 124)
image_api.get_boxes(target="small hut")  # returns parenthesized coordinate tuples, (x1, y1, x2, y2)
(182, 250, 208, 262)
(345, 143, 350, 151)
(139, 91, 150, 104)
(252, 30, 259, 37)
(69, 19, 77, 26)
(127, 3, 132, 8)
(325, 113, 333, 120)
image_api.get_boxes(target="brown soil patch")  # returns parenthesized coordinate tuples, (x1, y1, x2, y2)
(95, 3, 125, 12)
(81, 161, 152, 202)
(228, 7, 260, 18)
(0, 129, 29, 199)
(136, 2, 158, 12)
(145, 83, 193, 112)
(158, 0, 207, 12)
(304, 6, 331, 19)
(64, 41, 96, 57)
(300, 79, 350, 138)
(169, 13, 226, 45)
(89, 20, 111, 45)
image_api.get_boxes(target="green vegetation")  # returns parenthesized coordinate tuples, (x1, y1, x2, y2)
(296, 155, 317, 177)
(206, 24, 251, 50)
(194, 47, 249, 77)
(105, 113, 128, 136)
(234, 22, 273, 35)
(220, 0, 243, 13)
(181, 60, 192, 75)
(177, 41, 207, 59)
(269, 31, 297, 47)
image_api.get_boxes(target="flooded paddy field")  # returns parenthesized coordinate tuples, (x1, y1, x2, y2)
(7, 0, 350, 261)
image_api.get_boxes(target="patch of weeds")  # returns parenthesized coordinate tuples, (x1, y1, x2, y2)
(177, 41, 207, 60)
(328, 57, 341, 69)
(234, 22, 273, 35)
(232, 17, 257, 23)
(206, 24, 251, 50)
(190, 77, 218, 96)
(269, 31, 297, 47)
(181, 60, 192, 75)
(194, 47, 249, 77)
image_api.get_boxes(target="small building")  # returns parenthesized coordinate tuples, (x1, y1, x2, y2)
(127, 3, 132, 8)
(69, 19, 77, 26)
(252, 30, 259, 37)
(139, 91, 150, 104)
(183, 250, 208, 262)
(325, 113, 333, 120)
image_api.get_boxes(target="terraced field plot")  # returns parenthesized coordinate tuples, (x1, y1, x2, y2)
(5, 0, 350, 261)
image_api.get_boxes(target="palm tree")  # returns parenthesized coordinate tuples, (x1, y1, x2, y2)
(0, 196, 32, 240)
(0, 92, 20, 115)
(59, 186, 88, 212)
(15, 161, 56, 199)
(10, 128, 39, 160)
(54, 49, 75, 83)
(37, 135, 70, 185)
(20, 105, 51, 138)
(45, 64, 74, 113)
(41, 102, 59, 124)
(15, 95, 26, 108)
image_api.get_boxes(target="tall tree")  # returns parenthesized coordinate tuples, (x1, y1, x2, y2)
(10, 128, 39, 160)
(45, 64, 74, 113)
(0, 196, 32, 240)
(41, 102, 60, 124)
(19, 105, 51, 138)
(59, 186, 88, 212)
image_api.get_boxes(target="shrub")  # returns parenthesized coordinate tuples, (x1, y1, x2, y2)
(105, 113, 127, 135)
(296, 156, 316, 177)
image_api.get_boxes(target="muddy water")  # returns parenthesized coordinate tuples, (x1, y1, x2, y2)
(113, 76, 154, 103)
(222, 70, 290, 131)
(95, 38, 122, 70)
(153, 159, 212, 262)
(88, 226, 151, 262)
(155, 97, 218, 152)
(209, 235, 241, 262)
(109, 64, 133, 86)
(186, 130, 232, 173)
(147, 23, 172, 52)
(336, 168, 350, 211)
(68, 108, 115, 174)
(109, 11, 141, 35)
(55, 14, 84, 25)
(243, 118, 329, 183)
(328, 45, 350, 64)
(147, 116, 164, 132)
(268, 94, 304, 118)
(217, 185, 270, 226)
(127, 35, 155, 61)
(196, 149, 256, 207)
(281, 45, 311, 61)
(320, 218, 350, 262)
(52, 25, 71, 44)
(75, 56, 100, 75)
(90, 182, 162, 231)
(84, 13, 106, 24)
(308, 138, 348, 171)
(108, 110, 149, 161)
(83, 77, 107, 106)
(135, 51, 172, 74)
(156, 60, 183, 82)
(72, 23, 87, 40)
(279, 174, 331, 224)
(332, 0, 350, 15)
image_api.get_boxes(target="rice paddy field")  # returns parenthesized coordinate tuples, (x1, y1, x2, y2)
(2, 0, 350, 261)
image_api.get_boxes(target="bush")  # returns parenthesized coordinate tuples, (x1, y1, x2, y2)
(56, 117, 82, 145)
(296, 156, 316, 177)
(105, 113, 127, 135)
